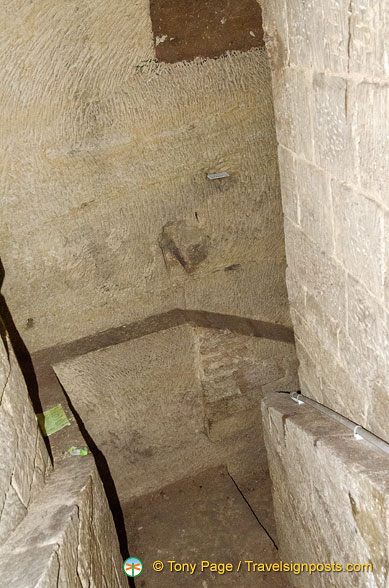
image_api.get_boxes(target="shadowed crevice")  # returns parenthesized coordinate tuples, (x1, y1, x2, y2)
(59, 380, 135, 588)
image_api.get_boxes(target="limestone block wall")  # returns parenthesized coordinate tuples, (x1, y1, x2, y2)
(262, 0, 389, 440)
(262, 393, 389, 588)
(0, 319, 51, 544)
(0, 317, 127, 586)
(0, 459, 127, 588)
(0, 0, 289, 354)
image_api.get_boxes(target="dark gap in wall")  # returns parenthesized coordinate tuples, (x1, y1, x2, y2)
(150, 0, 265, 63)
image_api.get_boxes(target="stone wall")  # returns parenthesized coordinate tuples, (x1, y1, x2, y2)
(262, 0, 389, 441)
(196, 326, 298, 441)
(0, 319, 51, 544)
(53, 324, 298, 503)
(262, 393, 389, 588)
(0, 0, 290, 354)
(0, 459, 127, 588)
(0, 318, 127, 586)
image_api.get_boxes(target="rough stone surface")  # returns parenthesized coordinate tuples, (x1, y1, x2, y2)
(159, 220, 210, 274)
(197, 327, 299, 428)
(0, 320, 51, 543)
(262, 0, 389, 441)
(53, 324, 298, 504)
(124, 466, 288, 587)
(0, 1, 290, 353)
(262, 393, 389, 588)
(0, 458, 127, 588)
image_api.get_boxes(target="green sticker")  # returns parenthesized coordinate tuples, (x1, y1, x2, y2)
(67, 446, 88, 456)
(37, 404, 70, 436)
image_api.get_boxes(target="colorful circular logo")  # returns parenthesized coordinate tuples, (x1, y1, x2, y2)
(123, 557, 143, 577)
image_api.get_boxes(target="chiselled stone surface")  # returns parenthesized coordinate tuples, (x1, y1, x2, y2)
(332, 180, 383, 299)
(260, 4, 389, 576)
(295, 159, 333, 254)
(0, 321, 51, 542)
(0, 458, 127, 588)
(277, 146, 298, 225)
(0, 1, 289, 354)
(197, 327, 299, 422)
(313, 73, 354, 183)
(349, 2, 389, 77)
(160, 220, 210, 274)
(262, 393, 389, 588)
(355, 82, 389, 201)
(53, 325, 298, 502)
(271, 66, 313, 160)
(262, 0, 389, 442)
(286, 0, 350, 72)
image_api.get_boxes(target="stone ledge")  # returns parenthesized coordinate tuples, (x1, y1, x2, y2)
(0, 457, 127, 588)
(261, 393, 389, 588)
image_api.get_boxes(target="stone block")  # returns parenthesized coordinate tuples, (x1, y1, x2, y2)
(0, 546, 60, 588)
(207, 408, 260, 442)
(338, 327, 388, 436)
(285, 268, 306, 315)
(76, 476, 93, 587)
(261, 0, 289, 69)
(321, 0, 351, 73)
(12, 414, 38, 508)
(347, 273, 387, 361)
(29, 434, 52, 504)
(0, 459, 127, 588)
(285, 0, 323, 69)
(0, 485, 27, 546)
(333, 180, 384, 299)
(313, 73, 355, 182)
(292, 309, 366, 422)
(385, 212, 389, 308)
(365, 378, 389, 447)
(262, 393, 389, 588)
(294, 339, 323, 402)
(349, 0, 389, 77)
(0, 328, 50, 539)
(356, 82, 389, 203)
(0, 404, 18, 515)
(296, 158, 333, 254)
(285, 219, 346, 325)
(303, 291, 340, 356)
(57, 510, 80, 588)
(286, 0, 349, 71)
(278, 145, 299, 224)
(272, 66, 313, 160)
(197, 327, 298, 414)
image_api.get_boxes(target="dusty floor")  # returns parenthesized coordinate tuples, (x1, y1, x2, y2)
(124, 466, 287, 587)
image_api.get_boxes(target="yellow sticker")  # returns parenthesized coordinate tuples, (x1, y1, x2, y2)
(37, 404, 70, 436)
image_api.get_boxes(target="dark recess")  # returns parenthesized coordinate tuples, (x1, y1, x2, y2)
(150, 0, 265, 63)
